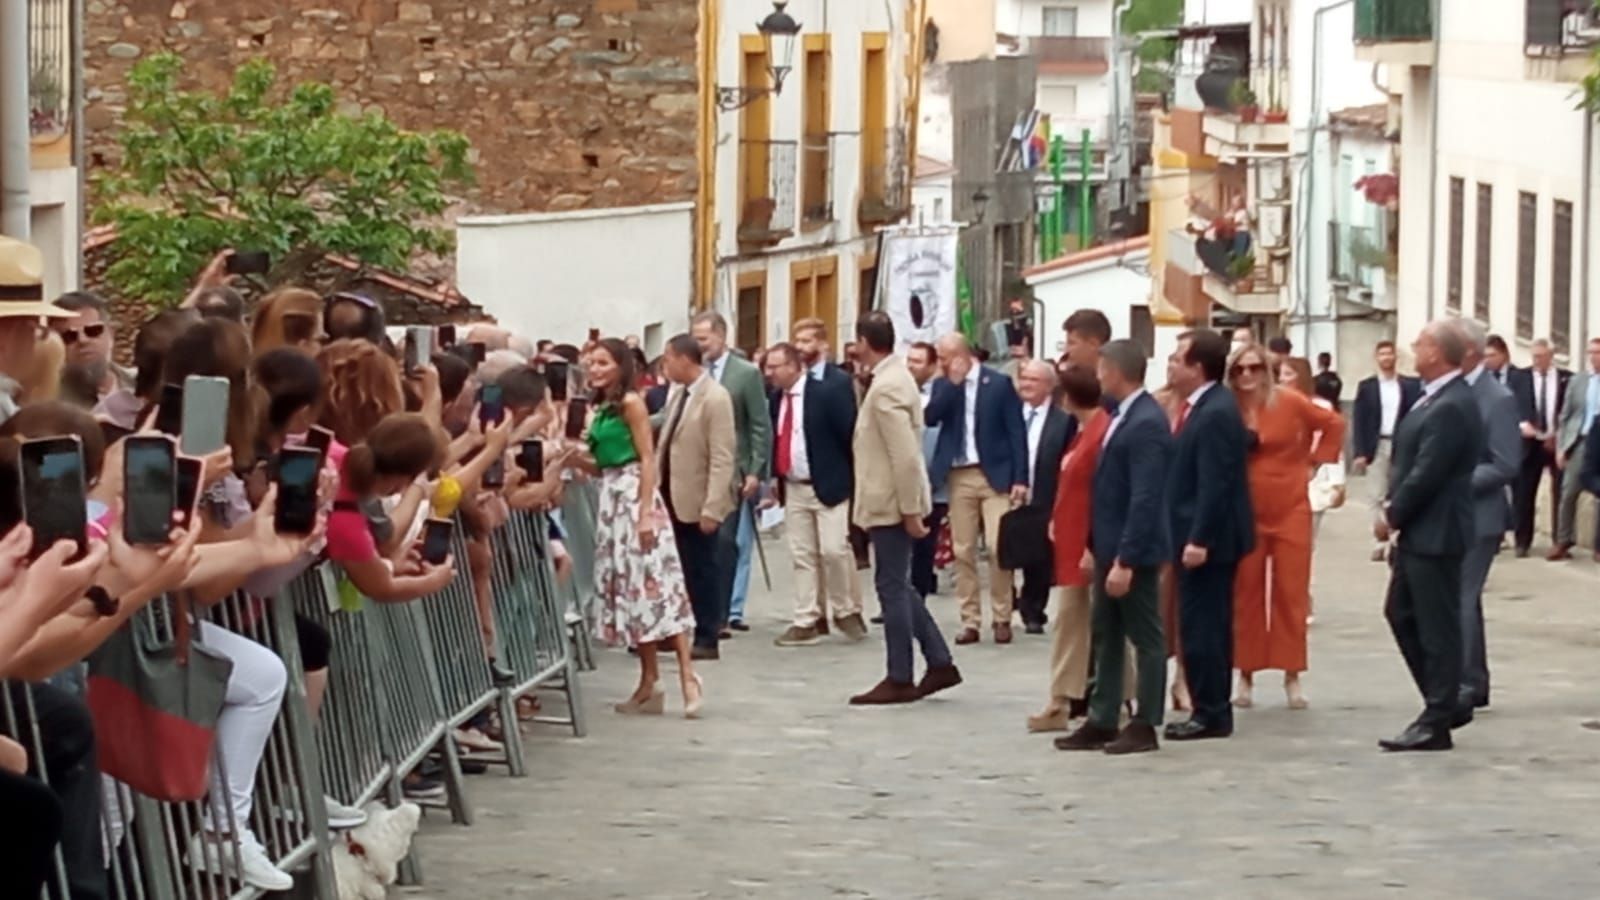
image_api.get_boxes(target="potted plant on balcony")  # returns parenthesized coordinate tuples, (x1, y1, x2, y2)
(1228, 80, 1260, 123)
(1228, 253, 1257, 292)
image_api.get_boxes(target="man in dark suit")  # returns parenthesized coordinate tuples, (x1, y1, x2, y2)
(925, 333, 1029, 645)
(1162, 329, 1253, 741)
(1505, 338, 1571, 557)
(1056, 340, 1172, 756)
(1453, 320, 1519, 713)
(1376, 320, 1484, 752)
(763, 341, 863, 646)
(1350, 340, 1422, 561)
(1011, 359, 1074, 634)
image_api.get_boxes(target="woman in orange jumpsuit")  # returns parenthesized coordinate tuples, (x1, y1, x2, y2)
(1227, 344, 1345, 710)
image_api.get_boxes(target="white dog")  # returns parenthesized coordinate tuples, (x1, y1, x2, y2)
(331, 802, 421, 900)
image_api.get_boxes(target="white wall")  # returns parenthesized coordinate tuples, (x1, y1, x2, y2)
(1184, 0, 1251, 27)
(913, 176, 954, 226)
(455, 203, 692, 355)
(998, 0, 1116, 38)
(713, 0, 908, 348)
(27, 166, 80, 301)
(1026, 253, 1150, 358)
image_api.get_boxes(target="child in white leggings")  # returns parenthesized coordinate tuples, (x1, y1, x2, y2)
(191, 620, 291, 891)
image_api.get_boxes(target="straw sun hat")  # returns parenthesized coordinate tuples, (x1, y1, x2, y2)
(0, 235, 72, 319)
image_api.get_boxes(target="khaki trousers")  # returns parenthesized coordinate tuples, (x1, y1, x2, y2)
(786, 482, 859, 627)
(1048, 585, 1135, 702)
(1367, 437, 1392, 549)
(947, 467, 1014, 629)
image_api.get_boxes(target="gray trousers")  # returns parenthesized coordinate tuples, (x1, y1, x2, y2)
(1556, 437, 1590, 547)
(869, 525, 953, 684)
(1457, 534, 1500, 705)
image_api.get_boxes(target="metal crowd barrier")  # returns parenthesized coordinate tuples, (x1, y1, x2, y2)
(557, 481, 600, 671)
(2, 508, 584, 900)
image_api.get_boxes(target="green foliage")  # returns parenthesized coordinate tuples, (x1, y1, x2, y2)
(1585, 1, 1600, 118)
(94, 53, 473, 306)
(1123, 0, 1184, 94)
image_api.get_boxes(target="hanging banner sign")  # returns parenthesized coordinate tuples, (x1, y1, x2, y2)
(878, 230, 959, 353)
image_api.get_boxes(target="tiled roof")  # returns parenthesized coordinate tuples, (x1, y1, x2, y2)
(1023, 235, 1152, 280)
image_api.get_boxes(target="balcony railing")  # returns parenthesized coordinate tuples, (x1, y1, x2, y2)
(1354, 0, 1433, 44)
(1027, 36, 1111, 75)
(738, 139, 798, 245)
(801, 132, 835, 226)
(1526, 0, 1600, 55)
(28, 0, 72, 142)
(858, 127, 909, 226)
(1327, 220, 1392, 289)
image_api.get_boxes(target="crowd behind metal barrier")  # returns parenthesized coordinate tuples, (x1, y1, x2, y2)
(3, 502, 592, 900)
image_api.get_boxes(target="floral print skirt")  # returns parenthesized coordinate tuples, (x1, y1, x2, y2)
(592, 462, 696, 648)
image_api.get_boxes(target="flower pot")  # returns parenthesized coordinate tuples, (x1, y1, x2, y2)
(1238, 104, 1260, 124)
(1235, 277, 1256, 293)
(1263, 108, 1288, 124)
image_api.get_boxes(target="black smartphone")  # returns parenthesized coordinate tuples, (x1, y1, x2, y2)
(155, 383, 183, 437)
(420, 517, 454, 566)
(517, 439, 544, 480)
(20, 436, 88, 561)
(547, 360, 570, 402)
(482, 458, 506, 489)
(437, 324, 457, 348)
(123, 435, 177, 546)
(274, 447, 322, 535)
(587, 327, 600, 343)
(467, 341, 487, 366)
(174, 456, 203, 531)
(478, 383, 505, 426)
(564, 398, 588, 440)
(225, 250, 271, 275)
(404, 325, 433, 376)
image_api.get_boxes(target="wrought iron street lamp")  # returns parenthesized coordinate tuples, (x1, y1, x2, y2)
(717, 1, 804, 112)
(969, 188, 992, 226)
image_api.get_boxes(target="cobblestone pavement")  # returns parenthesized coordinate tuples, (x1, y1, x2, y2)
(407, 505, 1600, 899)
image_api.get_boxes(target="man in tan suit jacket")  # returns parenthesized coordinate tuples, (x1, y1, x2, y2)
(847, 312, 962, 706)
(658, 333, 738, 658)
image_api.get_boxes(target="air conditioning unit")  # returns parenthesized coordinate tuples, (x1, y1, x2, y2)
(1258, 159, 1289, 201)
(1258, 204, 1289, 249)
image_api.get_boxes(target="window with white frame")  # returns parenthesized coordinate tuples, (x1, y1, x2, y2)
(1041, 5, 1078, 36)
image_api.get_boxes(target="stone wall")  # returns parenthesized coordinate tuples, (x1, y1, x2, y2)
(83, 0, 701, 215)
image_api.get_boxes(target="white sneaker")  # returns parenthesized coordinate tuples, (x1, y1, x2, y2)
(188, 832, 293, 891)
(324, 795, 369, 830)
(453, 726, 503, 753)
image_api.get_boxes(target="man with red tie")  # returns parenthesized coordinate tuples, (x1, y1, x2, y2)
(763, 342, 863, 645)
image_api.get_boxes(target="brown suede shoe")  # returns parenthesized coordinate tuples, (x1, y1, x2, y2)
(954, 627, 980, 645)
(1547, 543, 1575, 561)
(994, 622, 1014, 644)
(1054, 721, 1118, 751)
(1103, 721, 1160, 755)
(917, 664, 963, 698)
(849, 679, 922, 706)
(835, 614, 869, 642)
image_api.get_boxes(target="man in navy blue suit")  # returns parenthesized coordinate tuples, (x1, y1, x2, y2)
(1057, 340, 1172, 755)
(763, 342, 864, 646)
(925, 333, 1029, 645)
(1163, 329, 1254, 741)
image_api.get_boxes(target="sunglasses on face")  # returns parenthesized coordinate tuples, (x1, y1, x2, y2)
(1231, 362, 1266, 376)
(59, 324, 107, 345)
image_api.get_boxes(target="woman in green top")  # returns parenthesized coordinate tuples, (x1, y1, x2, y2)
(566, 338, 702, 718)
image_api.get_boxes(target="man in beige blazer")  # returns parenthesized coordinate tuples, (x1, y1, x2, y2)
(658, 333, 738, 660)
(848, 312, 962, 706)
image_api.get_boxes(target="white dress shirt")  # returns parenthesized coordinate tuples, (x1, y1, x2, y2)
(779, 379, 810, 481)
(1024, 401, 1050, 488)
(708, 351, 729, 384)
(959, 363, 981, 465)
(1102, 388, 1148, 448)
(1531, 366, 1559, 435)
(1378, 375, 1401, 438)
(1418, 369, 1460, 405)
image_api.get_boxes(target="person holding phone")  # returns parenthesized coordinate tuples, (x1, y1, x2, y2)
(566, 338, 703, 718)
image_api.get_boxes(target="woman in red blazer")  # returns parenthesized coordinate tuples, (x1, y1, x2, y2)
(1028, 365, 1115, 733)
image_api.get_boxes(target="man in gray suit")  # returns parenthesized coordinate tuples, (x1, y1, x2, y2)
(1453, 320, 1519, 715)
(692, 311, 773, 642)
(1552, 337, 1600, 559)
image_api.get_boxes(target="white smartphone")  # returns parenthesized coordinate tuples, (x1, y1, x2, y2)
(180, 375, 231, 457)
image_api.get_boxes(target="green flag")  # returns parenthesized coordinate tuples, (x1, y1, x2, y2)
(957, 249, 977, 344)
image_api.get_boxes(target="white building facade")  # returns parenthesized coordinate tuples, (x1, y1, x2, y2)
(710, 0, 915, 355)
(1361, 0, 1600, 365)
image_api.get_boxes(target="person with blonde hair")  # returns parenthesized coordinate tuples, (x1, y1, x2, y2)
(252, 287, 325, 354)
(1227, 342, 1344, 710)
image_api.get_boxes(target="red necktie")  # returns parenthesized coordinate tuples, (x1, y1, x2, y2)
(1173, 400, 1190, 434)
(775, 393, 794, 478)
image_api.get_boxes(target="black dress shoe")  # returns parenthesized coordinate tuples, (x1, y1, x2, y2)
(1449, 707, 1474, 730)
(1164, 718, 1233, 741)
(728, 620, 750, 632)
(1054, 721, 1118, 751)
(1378, 723, 1452, 751)
(1024, 622, 1045, 635)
